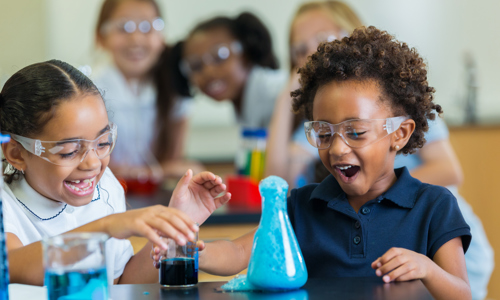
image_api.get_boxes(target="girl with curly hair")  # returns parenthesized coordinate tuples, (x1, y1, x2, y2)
(154, 26, 472, 300)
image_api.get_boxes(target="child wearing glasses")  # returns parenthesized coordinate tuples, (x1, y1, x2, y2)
(157, 26, 473, 300)
(93, 0, 202, 183)
(0, 60, 230, 286)
(179, 12, 286, 129)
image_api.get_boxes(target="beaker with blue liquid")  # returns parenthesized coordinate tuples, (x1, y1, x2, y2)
(42, 232, 109, 300)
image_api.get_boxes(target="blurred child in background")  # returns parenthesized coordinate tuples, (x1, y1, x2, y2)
(265, 1, 363, 186)
(93, 0, 201, 184)
(180, 12, 285, 129)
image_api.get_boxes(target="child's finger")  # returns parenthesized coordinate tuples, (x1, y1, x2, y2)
(214, 193, 231, 208)
(172, 169, 193, 196)
(381, 263, 414, 283)
(148, 217, 188, 246)
(137, 223, 168, 250)
(196, 240, 206, 251)
(376, 247, 402, 267)
(192, 171, 216, 185)
(158, 209, 198, 239)
(209, 184, 227, 198)
(375, 255, 408, 278)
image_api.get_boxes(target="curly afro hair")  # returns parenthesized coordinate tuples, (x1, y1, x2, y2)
(292, 26, 442, 155)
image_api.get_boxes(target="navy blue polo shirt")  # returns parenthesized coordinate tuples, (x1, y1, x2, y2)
(287, 167, 471, 278)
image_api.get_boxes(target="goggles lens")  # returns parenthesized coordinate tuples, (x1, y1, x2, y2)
(304, 117, 407, 149)
(101, 18, 164, 35)
(180, 41, 243, 76)
(9, 123, 117, 167)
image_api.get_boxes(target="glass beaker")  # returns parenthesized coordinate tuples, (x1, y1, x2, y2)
(159, 232, 199, 287)
(42, 232, 109, 300)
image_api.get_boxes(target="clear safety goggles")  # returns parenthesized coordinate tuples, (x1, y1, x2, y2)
(7, 123, 117, 167)
(180, 41, 243, 76)
(290, 31, 346, 65)
(304, 117, 407, 149)
(100, 18, 165, 35)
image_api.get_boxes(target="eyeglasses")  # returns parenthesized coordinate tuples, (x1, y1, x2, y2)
(180, 41, 243, 76)
(291, 31, 345, 65)
(100, 18, 165, 35)
(7, 123, 118, 167)
(304, 117, 407, 149)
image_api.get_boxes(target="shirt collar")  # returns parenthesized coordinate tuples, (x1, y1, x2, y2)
(10, 177, 101, 221)
(309, 167, 420, 209)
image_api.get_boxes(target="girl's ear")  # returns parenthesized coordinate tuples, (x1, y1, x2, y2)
(2, 141, 27, 172)
(391, 119, 415, 152)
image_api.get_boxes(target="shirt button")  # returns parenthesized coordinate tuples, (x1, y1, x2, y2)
(66, 207, 74, 214)
(353, 236, 361, 245)
(361, 207, 371, 215)
(354, 221, 361, 229)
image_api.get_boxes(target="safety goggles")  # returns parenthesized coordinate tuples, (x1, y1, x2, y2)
(100, 18, 165, 35)
(180, 41, 243, 76)
(291, 31, 345, 65)
(304, 117, 407, 149)
(7, 123, 117, 167)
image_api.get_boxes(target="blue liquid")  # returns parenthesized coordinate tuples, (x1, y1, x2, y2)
(45, 268, 108, 300)
(160, 258, 198, 286)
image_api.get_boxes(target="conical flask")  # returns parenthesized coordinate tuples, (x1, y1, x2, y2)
(247, 176, 308, 290)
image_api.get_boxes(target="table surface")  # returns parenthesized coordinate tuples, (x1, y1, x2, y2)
(110, 278, 433, 300)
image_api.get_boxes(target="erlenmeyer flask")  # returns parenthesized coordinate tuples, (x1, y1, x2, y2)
(247, 176, 308, 290)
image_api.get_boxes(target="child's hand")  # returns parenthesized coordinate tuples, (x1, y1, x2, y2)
(169, 169, 231, 225)
(371, 247, 432, 283)
(151, 240, 206, 269)
(103, 205, 198, 250)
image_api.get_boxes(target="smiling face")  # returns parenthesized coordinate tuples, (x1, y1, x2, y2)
(183, 27, 250, 101)
(313, 80, 398, 206)
(20, 94, 111, 206)
(291, 9, 343, 69)
(98, 0, 164, 81)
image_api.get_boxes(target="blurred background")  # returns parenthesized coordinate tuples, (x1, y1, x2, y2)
(1, 1, 500, 161)
(1, 0, 499, 298)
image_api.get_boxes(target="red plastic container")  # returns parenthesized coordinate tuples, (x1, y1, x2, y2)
(226, 175, 261, 209)
(118, 178, 160, 195)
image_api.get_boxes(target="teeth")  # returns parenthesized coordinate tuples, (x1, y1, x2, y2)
(66, 176, 96, 192)
(337, 165, 353, 170)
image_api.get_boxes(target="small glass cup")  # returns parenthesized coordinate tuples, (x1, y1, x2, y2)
(42, 232, 109, 300)
(159, 232, 199, 287)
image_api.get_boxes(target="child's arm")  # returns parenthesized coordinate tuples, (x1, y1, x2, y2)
(198, 228, 256, 276)
(372, 237, 471, 300)
(6, 205, 197, 286)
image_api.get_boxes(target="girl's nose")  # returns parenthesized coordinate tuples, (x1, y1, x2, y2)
(79, 148, 102, 170)
(328, 134, 351, 157)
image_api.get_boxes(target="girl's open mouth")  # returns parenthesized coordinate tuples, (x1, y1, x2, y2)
(335, 165, 360, 183)
(64, 177, 96, 196)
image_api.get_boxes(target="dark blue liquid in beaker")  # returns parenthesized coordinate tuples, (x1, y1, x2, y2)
(160, 258, 198, 286)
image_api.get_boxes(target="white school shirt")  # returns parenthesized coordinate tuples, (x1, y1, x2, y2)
(2, 167, 134, 283)
(239, 65, 288, 128)
(92, 65, 192, 167)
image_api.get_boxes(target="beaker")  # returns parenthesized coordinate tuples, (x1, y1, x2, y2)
(159, 232, 199, 287)
(42, 232, 109, 300)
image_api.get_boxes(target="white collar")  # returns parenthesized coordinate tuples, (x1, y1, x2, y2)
(9, 177, 101, 221)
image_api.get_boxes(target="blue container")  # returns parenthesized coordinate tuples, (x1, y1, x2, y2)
(247, 176, 308, 290)
(0, 134, 10, 300)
